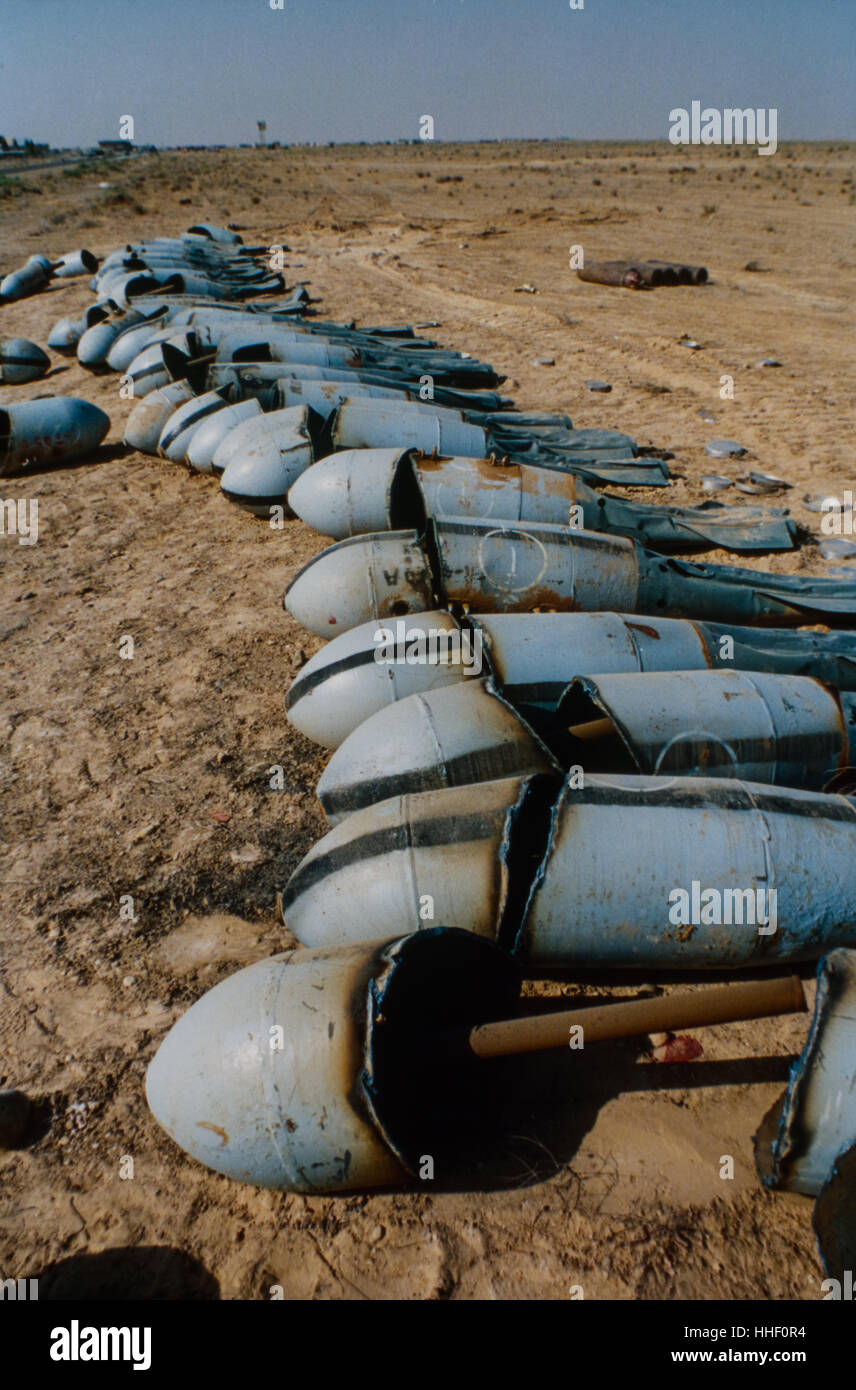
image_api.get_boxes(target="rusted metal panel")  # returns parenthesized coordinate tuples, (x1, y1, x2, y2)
(435, 517, 641, 616)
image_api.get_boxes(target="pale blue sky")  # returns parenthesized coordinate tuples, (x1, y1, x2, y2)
(1, 0, 853, 148)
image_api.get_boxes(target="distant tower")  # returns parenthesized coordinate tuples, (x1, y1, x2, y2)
(257, 121, 267, 149)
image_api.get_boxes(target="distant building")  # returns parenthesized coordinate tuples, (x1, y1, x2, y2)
(98, 139, 133, 156)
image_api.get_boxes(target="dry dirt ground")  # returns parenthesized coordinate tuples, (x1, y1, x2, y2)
(1, 141, 854, 1300)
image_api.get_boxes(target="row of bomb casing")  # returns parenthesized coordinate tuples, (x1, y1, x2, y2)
(2, 221, 287, 471)
(127, 230, 856, 1278)
(70, 274, 809, 556)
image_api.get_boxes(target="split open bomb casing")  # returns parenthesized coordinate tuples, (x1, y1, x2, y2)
(284, 610, 856, 750)
(316, 669, 856, 824)
(281, 772, 856, 970)
(146, 929, 520, 1192)
(288, 447, 796, 553)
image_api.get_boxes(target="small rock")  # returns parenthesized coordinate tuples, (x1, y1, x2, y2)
(585, 380, 612, 392)
(744, 260, 765, 272)
(819, 538, 856, 559)
(122, 975, 138, 989)
(804, 493, 837, 513)
(0, 1089, 33, 1149)
(531, 357, 555, 367)
(758, 357, 781, 367)
(697, 409, 716, 423)
(679, 338, 702, 349)
(652, 1035, 704, 1064)
(705, 439, 746, 458)
(208, 809, 231, 824)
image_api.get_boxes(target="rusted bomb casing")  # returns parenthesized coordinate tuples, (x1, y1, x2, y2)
(560, 669, 856, 789)
(286, 517, 856, 639)
(331, 398, 490, 458)
(645, 257, 709, 285)
(288, 447, 795, 553)
(0, 339, 51, 385)
(281, 772, 856, 970)
(146, 928, 520, 1192)
(283, 609, 856, 750)
(216, 331, 357, 371)
(185, 397, 263, 473)
(157, 387, 234, 463)
(288, 448, 580, 541)
(758, 949, 856, 1197)
(271, 377, 414, 419)
(576, 261, 647, 289)
(123, 380, 196, 453)
(0, 397, 110, 476)
(216, 405, 315, 513)
(317, 678, 560, 824)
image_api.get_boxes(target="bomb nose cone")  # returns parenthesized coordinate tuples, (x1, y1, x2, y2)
(146, 929, 520, 1192)
(0, 398, 111, 476)
(145, 943, 409, 1191)
(317, 678, 558, 824)
(281, 774, 535, 949)
(186, 397, 262, 474)
(284, 530, 435, 638)
(216, 405, 314, 514)
(284, 611, 469, 748)
(0, 339, 50, 385)
(288, 448, 406, 539)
